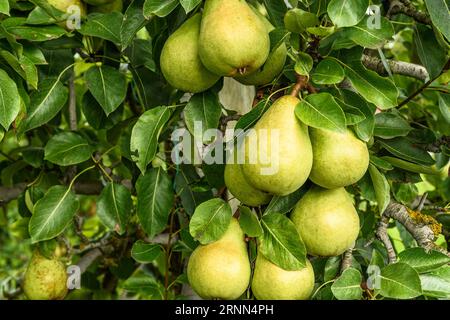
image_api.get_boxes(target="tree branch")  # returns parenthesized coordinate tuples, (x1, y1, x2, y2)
(340, 245, 355, 272)
(387, 0, 431, 25)
(68, 75, 77, 131)
(376, 215, 398, 263)
(362, 55, 429, 81)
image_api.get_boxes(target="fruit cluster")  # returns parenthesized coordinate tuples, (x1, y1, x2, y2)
(183, 1, 370, 300)
(160, 0, 287, 93)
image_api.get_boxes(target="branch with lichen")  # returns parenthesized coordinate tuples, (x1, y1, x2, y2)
(362, 55, 429, 81)
(387, 0, 431, 25)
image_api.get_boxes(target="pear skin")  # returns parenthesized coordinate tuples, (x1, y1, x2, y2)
(48, 0, 86, 16)
(23, 251, 68, 300)
(160, 14, 220, 93)
(291, 186, 360, 256)
(84, 0, 115, 5)
(225, 162, 272, 206)
(252, 254, 315, 300)
(241, 95, 313, 196)
(187, 218, 251, 299)
(199, 0, 270, 77)
(309, 128, 369, 189)
(235, 11, 287, 86)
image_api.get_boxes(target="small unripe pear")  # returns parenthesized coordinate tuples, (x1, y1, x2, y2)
(23, 251, 68, 300)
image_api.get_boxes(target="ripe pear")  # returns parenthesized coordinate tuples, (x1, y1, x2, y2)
(291, 186, 360, 256)
(89, 0, 123, 13)
(241, 95, 313, 196)
(252, 254, 315, 300)
(47, 0, 86, 16)
(187, 218, 251, 299)
(309, 128, 369, 189)
(199, 0, 270, 77)
(224, 161, 272, 207)
(235, 11, 287, 86)
(160, 14, 220, 93)
(23, 251, 68, 300)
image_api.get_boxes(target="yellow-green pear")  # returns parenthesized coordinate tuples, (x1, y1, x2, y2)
(235, 11, 287, 86)
(160, 14, 220, 93)
(89, 0, 123, 13)
(199, 0, 270, 77)
(252, 254, 315, 300)
(225, 162, 272, 207)
(47, 0, 86, 16)
(23, 251, 68, 300)
(309, 128, 369, 189)
(291, 187, 360, 256)
(187, 218, 251, 299)
(84, 0, 115, 5)
(241, 95, 313, 196)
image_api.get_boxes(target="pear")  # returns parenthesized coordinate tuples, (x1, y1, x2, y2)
(291, 186, 360, 256)
(241, 95, 313, 196)
(160, 14, 220, 93)
(187, 218, 251, 299)
(47, 0, 86, 16)
(224, 162, 272, 207)
(309, 128, 369, 189)
(23, 251, 68, 300)
(84, 0, 115, 5)
(199, 0, 270, 77)
(235, 11, 287, 86)
(89, 0, 123, 13)
(252, 254, 315, 300)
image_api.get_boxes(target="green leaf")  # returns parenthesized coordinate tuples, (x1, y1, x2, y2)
(341, 89, 376, 142)
(340, 55, 399, 109)
(184, 91, 222, 143)
(381, 156, 439, 175)
(85, 65, 127, 115)
(424, 0, 450, 42)
(29, 185, 79, 243)
(131, 240, 163, 264)
(6, 25, 66, 42)
(327, 0, 369, 27)
(97, 182, 132, 235)
(324, 256, 341, 281)
(20, 78, 68, 133)
(0, 69, 20, 130)
(284, 8, 319, 34)
(368, 164, 390, 214)
(143, 0, 179, 18)
(294, 51, 313, 76)
(398, 248, 450, 273)
(311, 58, 345, 85)
(238, 206, 263, 237)
(295, 93, 346, 132)
(121, 0, 148, 50)
(180, 0, 201, 14)
(260, 213, 306, 271)
(136, 167, 174, 239)
(346, 16, 394, 49)
(263, 0, 287, 28)
(374, 113, 412, 139)
(130, 106, 171, 174)
(263, 186, 308, 216)
(378, 137, 435, 166)
(438, 94, 450, 124)
(235, 99, 271, 131)
(420, 274, 450, 298)
(189, 198, 232, 245)
(337, 99, 366, 125)
(331, 268, 363, 300)
(413, 25, 448, 79)
(44, 132, 93, 166)
(0, 0, 9, 15)
(378, 262, 422, 299)
(370, 155, 394, 171)
(79, 12, 122, 44)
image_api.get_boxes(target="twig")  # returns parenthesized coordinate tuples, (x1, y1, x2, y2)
(425, 136, 450, 153)
(362, 55, 429, 81)
(76, 246, 112, 274)
(74, 215, 89, 244)
(387, 0, 431, 25)
(376, 215, 397, 263)
(68, 75, 77, 131)
(340, 245, 355, 272)
(290, 75, 308, 97)
(415, 193, 428, 212)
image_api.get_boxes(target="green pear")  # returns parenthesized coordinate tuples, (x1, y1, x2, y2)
(84, 0, 115, 5)
(199, 0, 270, 77)
(47, 0, 86, 16)
(89, 0, 123, 13)
(224, 161, 272, 207)
(252, 254, 315, 300)
(241, 95, 313, 196)
(160, 14, 220, 93)
(309, 128, 369, 189)
(291, 186, 360, 256)
(235, 11, 287, 86)
(23, 251, 68, 300)
(187, 218, 251, 299)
